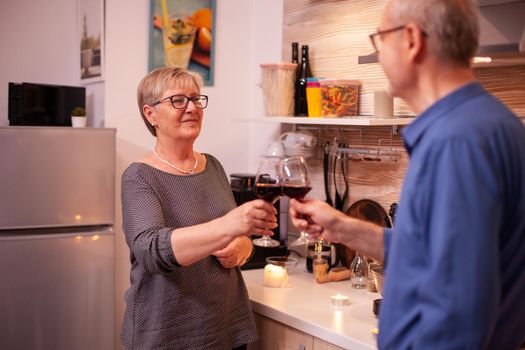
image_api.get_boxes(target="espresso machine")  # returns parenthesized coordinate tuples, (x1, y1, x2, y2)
(230, 173, 289, 269)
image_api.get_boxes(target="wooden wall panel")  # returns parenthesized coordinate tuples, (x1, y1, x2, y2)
(282, 0, 412, 117)
(283, 124, 408, 211)
(475, 66, 525, 116)
(281, 0, 525, 213)
(283, 0, 525, 117)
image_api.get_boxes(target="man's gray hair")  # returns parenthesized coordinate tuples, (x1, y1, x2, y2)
(388, 0, 479, 66)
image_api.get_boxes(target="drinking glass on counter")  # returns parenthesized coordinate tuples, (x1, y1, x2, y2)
(350, 251, 368, 289)
(253, 158, 283, 248)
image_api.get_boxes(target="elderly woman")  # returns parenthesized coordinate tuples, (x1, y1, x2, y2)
(120, 67, 276, 350)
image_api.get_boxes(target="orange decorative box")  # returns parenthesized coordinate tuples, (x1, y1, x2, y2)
(320, 79, 360, 117)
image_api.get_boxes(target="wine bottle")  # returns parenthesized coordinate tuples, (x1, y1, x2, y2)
(294, 45, 313, 116)
(291, 42, 299, 64)
(291, 42, 299, 115)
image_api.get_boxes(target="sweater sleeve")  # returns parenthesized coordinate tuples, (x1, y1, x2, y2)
(121, 166, 180, 274)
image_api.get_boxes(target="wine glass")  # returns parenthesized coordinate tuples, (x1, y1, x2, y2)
(280, 157, 314, 248)
(253, 158, 282, 248)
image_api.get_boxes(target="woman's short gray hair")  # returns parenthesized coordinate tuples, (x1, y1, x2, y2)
(137, 67, 204, 136)
(388, 0, 479, 67)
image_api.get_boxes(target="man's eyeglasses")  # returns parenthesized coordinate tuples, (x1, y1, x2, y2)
(152, 94, 209, 109)
(369, 25, 428, 53)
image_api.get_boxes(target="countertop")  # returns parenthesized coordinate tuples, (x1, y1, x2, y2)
(242, 259, 379, 349)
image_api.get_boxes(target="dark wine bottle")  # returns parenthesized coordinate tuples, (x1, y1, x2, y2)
(294, 45, 313, 116)
(291, 42, 299, 116)
(291, 42, 299, 64)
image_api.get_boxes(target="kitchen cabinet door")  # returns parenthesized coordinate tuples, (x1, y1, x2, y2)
(313, 337, 345, 350)
(249, 313, 314, 350)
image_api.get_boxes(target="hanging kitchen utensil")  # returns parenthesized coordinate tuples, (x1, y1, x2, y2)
(388, 202, 398, 227)
(333, 149, 344, 211)
(337, 199, 390, 268)
(340, 143, 350, 212)
(323, 142, 333, 207)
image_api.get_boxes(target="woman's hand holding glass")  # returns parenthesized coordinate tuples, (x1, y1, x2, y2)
(222, 199, 278, 239)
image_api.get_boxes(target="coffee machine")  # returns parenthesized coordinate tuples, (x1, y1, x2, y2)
(230, 173, 289, 269)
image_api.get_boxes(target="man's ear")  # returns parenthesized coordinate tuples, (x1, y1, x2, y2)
(404, 23, 426, 63)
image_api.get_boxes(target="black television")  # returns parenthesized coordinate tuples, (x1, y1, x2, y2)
(8, 82, 86, 126)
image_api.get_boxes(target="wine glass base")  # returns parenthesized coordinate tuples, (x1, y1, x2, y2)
(253, 237, 280, 248)
(289, 235, 313, 246)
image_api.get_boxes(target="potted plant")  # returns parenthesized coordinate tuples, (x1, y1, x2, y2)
(71, 107, 87, 127)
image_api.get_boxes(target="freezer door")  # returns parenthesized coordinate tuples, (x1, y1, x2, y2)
(0, 228, 114, 350)
(0, 127, 115, 229)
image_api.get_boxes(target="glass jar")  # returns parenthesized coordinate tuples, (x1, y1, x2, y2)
(350, 251, 368, 289)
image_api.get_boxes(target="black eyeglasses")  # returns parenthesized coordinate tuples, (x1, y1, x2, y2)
(152, 94, 208, 109)
(369, 25, 428, 53)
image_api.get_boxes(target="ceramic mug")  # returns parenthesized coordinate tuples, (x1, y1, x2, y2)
(374, 90, 394, 118)
(279, 130, 317, 149)
(266, 141, 285, 157)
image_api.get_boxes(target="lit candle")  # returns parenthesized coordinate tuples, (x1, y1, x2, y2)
(330, 294, 350, 307)
(264, 264, 288, 288)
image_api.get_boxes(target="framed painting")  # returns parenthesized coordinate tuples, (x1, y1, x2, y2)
(78, 0, 104, 84)
(149, 0, 216, 86)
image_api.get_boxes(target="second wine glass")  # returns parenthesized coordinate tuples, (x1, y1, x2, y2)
(253, 157, 282, 248)
(281, 157, 314, 247)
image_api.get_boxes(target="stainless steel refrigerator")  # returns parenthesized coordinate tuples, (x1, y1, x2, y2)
(0, 127, 115, 350)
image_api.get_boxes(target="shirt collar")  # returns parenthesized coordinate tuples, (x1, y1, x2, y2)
(402, 81, 485, 154)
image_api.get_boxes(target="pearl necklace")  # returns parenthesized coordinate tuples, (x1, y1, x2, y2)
(152, 148, 198, 175)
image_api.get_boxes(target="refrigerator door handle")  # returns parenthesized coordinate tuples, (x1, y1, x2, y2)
(0, 226, 114, 242)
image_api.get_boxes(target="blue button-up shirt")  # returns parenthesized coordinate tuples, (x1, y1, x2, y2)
(378, 82, 525, 349)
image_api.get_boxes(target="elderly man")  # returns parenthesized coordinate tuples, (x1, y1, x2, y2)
(290, 0, 525, 348)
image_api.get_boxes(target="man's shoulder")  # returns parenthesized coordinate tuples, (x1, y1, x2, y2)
(435, 90, 521, 139)
(466, 89, 516, 121)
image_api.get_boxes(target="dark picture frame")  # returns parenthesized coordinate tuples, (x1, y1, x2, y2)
(79, 0, 104, 84)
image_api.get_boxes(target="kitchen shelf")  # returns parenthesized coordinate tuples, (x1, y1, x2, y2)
(358, 53, 378, 64)
(358, 49, 525, 68)
(237, 116, 415, 126)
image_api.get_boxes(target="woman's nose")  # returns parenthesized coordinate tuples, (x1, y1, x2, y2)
(185, 99, 198, 111)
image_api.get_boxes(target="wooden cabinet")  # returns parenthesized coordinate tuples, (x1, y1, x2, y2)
(313, 338, 346, 350)
(249, 313, 313, 350)
(249, 313, 345, 350)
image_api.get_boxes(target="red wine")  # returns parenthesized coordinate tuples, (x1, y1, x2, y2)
(255, 183, 281, 203)
(282, 185, 312, 200)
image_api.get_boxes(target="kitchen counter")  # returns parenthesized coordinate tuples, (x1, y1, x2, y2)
(242, 259, 379, 349)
